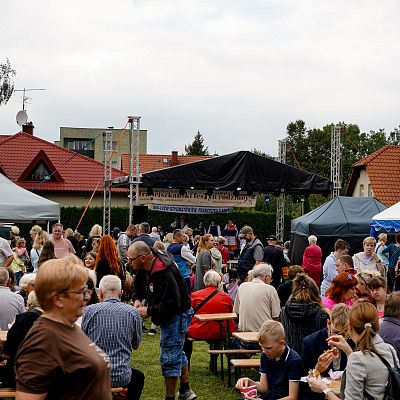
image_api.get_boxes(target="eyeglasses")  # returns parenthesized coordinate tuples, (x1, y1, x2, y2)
(128, 252, 150, 263)
(62, 285, 88, 298)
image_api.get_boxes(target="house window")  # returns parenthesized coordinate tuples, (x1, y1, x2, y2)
(112, 141, 118, 151)
(368, 184, 372, 197)
(31, 162, 53, 181)
(67, 139, 93, 151)
(359, 184, 365, 197)
(111, 161, 118, 169)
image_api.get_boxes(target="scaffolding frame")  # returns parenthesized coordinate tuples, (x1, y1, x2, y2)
(102, 130, 113, 235)
(276, 139, 287, 242)
(331, 125, 342, 198)
(103, 116, 142, 232)
(128, 116, 141, 225)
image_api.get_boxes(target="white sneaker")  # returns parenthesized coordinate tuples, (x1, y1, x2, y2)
(177, 389, 197, 400)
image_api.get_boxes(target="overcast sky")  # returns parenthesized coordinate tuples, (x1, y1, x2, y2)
(1, 0, 399, 156)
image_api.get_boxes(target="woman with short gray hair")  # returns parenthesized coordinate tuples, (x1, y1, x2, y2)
(185, 268, 237, 365)
(203, 269, 221, 288)
(17, 273, 36, 306)
(303, 235, 323, 286)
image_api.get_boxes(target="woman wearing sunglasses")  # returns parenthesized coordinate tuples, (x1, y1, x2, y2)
(15, 255, 112, 400)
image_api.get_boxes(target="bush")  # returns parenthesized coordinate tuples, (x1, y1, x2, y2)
(60, 207, 292, 242)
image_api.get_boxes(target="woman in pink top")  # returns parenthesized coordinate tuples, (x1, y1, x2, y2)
(302, 235, 323, 286)
(368, 276, 387, 319)
(323, 272, 358, 311)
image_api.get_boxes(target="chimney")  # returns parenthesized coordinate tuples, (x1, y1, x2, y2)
(22, 122, 34, 135)
(171, 150, 178, 166)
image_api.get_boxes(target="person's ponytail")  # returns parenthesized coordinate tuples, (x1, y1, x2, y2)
(349, 301, 379, 353)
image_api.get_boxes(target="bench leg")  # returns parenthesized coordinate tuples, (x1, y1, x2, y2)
(227, 355, 232, 387)
(220, 350, 224, 381)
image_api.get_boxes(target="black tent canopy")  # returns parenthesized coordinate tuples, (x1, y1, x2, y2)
(289, 196, 387, 265)
(140, 151, 332, 194)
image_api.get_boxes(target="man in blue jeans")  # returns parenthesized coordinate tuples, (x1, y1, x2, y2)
(128, 242, 197, 400)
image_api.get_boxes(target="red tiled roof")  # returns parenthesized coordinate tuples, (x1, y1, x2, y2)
(346, 145, 400, 206)
(0, 132, 127, 193)
(121, 153, 212, 174)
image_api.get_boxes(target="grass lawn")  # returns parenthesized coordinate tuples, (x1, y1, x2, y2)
(132, 330, 259, 399)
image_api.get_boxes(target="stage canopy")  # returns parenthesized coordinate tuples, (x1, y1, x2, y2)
(139, 151, 332, 194)
(290, 196, 386, 264)
(370, 201, 400, 234)
(0, 173, 60, 223)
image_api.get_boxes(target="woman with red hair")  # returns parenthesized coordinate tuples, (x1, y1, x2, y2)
(323, 272, 358, 311)
(95, 235, 124, 286)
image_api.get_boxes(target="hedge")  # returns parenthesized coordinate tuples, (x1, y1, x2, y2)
(59, 207, 292, 242)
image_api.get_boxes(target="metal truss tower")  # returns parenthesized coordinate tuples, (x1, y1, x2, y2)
(330, 125, 342, 198)
(102, 129, 113, 235)
(276, 139, 287, 242)
(128, 116, 141, 225)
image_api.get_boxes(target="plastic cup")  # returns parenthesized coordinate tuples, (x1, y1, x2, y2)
(240, 385, 258, 398)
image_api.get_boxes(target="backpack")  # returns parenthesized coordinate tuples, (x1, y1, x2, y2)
(365, 348, 400, 400)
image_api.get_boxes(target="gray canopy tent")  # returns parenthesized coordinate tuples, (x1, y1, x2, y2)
(289, 196, 386, 265)
(0, 173, 60, 223)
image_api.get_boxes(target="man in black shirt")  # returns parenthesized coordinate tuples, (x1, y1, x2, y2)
(263, 235, 286, 288)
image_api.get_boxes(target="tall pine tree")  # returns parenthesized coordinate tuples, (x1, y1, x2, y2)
(185, 130, 209, 155)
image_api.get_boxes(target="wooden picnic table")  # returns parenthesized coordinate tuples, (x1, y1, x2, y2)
(194, 313, 237, 322)
(194, 313, 237, 349)
(232, 331, 259, 344)
(194, 313, 237, 379)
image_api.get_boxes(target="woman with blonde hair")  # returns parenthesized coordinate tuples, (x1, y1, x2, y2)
(193, 234, 215, 291)
(86, 224, 102, 252)
(14, 255, 111, 399)
(29, 225, 42, 242)
(309, 301, 399, 399)
(281, 273, 329, 353)
(30, 230, 49, 271)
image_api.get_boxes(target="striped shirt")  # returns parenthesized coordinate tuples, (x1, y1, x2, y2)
(82, 297, 142, 387)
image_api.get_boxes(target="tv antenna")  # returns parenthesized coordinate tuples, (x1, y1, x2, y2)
(14, 87, 46, 110)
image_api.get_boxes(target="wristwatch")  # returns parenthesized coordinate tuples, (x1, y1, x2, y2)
(323, 388, 332, 398)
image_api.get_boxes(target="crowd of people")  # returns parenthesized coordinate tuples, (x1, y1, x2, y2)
(0, 219, 400, 400)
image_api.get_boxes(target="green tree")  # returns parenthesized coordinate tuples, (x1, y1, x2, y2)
(185, 130, 209, 156)
(251, 148, 274, 159)
(0, 59, 16, 106)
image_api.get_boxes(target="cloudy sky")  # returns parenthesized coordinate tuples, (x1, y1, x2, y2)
(1, 0, 399, 156)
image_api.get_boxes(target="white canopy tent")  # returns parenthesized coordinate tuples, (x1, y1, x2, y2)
(0, 173, 60, 223)
(370, 201, 400, 234)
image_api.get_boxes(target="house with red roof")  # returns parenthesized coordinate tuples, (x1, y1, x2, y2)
(120, 150, 212, 174)
(345, 145, 400, 206)
(0, 126, 128, 208)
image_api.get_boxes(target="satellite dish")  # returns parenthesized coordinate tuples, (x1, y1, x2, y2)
(16, 110, 28, 126)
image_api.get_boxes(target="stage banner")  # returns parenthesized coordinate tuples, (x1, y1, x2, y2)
(139, 189, 256, 208)
(151, 204, 233, 214)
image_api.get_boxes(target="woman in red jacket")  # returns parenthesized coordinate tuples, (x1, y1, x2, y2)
(302, 235, 323, 287)
(185, 270, 237, 363)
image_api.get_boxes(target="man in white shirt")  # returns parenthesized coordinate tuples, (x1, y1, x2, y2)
(234, 263, 280, 333)
(0, 237, 13, 268)
(0, 267, 25, 330)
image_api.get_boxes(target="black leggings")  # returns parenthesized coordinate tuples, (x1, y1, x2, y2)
(125, 368, 145, 400)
